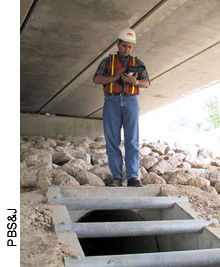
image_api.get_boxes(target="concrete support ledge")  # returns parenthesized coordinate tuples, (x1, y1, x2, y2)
(51, 205, 72, 225)
(57, 231, 85, 259)
(50, 205, 84, 259)
(58, 186, 162, 198)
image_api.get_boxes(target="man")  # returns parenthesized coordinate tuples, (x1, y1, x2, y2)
(93, 28, 150, 187)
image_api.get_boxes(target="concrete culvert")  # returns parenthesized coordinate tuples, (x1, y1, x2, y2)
(77, 209, 159, 256)
(48, 187, 220, 266)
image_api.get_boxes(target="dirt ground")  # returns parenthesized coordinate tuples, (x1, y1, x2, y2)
(20, 185, 220, 267)
(21, 189, 69, 267)
(162, 184, 220, 222)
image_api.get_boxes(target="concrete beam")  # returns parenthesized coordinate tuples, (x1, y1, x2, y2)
(20, 0, 35, 27)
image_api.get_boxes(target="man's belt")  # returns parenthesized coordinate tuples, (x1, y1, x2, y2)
(105, 92, 138, 96)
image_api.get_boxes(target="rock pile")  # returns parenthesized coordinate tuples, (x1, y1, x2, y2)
(20, 135, 220, 194)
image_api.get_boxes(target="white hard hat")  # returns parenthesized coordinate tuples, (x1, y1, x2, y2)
(118, 28, 136, 43)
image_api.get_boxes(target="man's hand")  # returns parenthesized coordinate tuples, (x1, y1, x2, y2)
(93, 68, 125, 85)
(113, 68, 125, 81)
(121, 72, 138, 85)
(93, 68, 149, 88)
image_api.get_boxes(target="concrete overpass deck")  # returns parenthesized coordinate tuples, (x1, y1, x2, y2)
(21, 0, 220, 119)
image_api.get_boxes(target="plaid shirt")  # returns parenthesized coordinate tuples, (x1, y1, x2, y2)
(93, 52, 150, 83)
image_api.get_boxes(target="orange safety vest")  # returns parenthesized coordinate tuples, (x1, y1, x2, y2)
(104, 54, 139, 95)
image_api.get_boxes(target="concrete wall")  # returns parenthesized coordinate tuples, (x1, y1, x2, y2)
(20, 113, 103, 139)
(157, 203, 220, 252)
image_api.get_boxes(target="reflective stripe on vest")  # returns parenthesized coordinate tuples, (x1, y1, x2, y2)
(110, 54, 115, 94)
(131, 57, 136, 94)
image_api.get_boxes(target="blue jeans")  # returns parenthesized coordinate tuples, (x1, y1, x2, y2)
(103, 95, 140, 180)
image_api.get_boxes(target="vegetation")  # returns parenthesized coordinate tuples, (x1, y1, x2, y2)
(195, 95, 220, 131)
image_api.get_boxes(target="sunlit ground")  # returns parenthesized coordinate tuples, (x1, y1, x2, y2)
(139, 81, 220, 154)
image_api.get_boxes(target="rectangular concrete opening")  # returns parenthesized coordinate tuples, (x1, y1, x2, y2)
(47, 186, 220, 266)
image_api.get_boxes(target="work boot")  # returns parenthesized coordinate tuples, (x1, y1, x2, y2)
(127, 178, 142, 187)
(108, 178, 123, 187)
